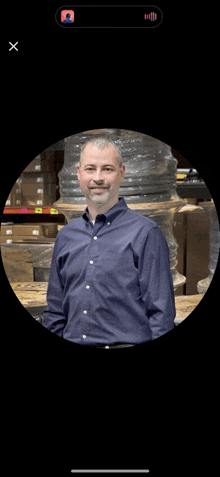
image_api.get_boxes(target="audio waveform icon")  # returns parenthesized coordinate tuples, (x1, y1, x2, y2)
(144, 12, 157, 21)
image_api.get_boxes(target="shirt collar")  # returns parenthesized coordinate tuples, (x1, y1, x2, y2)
(82, 197, 128, 224)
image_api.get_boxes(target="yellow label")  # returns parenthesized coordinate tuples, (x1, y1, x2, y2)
(35, 208, 42, 214)
(50, 208, 58, 214)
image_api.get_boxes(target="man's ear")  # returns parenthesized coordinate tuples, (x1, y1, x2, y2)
(77, 163, 80, 180)
(120, 164, 125, 180)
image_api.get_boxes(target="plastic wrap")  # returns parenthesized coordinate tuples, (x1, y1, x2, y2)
(0, 242, 55, 283)
(52, 128, 186, 291)
(54, 128, 180, 206)
(197, 200, 220, 294)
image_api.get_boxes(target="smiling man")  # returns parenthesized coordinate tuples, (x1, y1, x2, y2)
(43, 137, 175, 347)
(77, 139, 125, 219)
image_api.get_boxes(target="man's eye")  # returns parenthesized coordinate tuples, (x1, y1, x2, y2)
(85, 167, 113, 171)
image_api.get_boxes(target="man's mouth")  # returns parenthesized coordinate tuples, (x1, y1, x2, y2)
(90, 187, 108, 190)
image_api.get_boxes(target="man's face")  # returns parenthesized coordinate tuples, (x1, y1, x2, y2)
(77, 143, 125, 206)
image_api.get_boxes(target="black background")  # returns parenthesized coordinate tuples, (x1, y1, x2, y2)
(1, 3, 218, 476)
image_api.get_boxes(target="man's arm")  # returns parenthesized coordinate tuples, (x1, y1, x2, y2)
(43, 236, 67, 337)
(138, 225, 176, 339)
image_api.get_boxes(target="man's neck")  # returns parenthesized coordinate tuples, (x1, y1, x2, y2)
(87, 197, 119, 221)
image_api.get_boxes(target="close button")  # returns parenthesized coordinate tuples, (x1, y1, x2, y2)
(9, 42, 18, 51)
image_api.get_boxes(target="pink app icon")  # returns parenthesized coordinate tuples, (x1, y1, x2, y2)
(61, 10, 74, 23)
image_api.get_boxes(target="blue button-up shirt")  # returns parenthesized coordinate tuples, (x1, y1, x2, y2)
(43, 197, 175, 344)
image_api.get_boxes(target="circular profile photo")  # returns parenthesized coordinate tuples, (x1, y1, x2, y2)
(1, 129, 219, 348)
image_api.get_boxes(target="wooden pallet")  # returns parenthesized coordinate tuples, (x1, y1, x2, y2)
(10, 282, 48, 307)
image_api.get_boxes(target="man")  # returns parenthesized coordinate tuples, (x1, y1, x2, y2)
(62, 13, 74, 23)
(43, 137, 176, 347)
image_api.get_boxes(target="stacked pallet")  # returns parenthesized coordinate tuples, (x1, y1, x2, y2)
(0, 223, 57, 244)
(5, 153, 58, 207)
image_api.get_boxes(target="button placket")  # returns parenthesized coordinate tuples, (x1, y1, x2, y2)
(81, 228, 100, 341)
(81, 219, 106, 343)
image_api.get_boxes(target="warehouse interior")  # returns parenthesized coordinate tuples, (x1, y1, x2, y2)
(0, 137, 219, 329)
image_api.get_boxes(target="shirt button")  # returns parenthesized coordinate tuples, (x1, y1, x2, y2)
(86, 285, 90, 289)
(93, 236, 98, 240)
(83, 310, 87, 314)
(82, 335, 87, 339)
(89, 260, 94, 264)
(107, 222, 111, 226)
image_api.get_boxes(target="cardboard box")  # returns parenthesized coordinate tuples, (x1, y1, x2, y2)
(11, 179, 22, 190)
(0, 236, 14, 244)
(21, 183, 57, 196)
(5, 194, 21, 206)
(21, 183, 57, 206)
(5, 179, 22, 206)
(22, 171, 57, 184)
(21, 195, 56, 206)
(12, 223, 57, 237)
(5, 193, 12, 206)
(23, 152, 55, 172)
(0, 224, 13, 236)
(173, 204, 210, 295)
(57, 225, 65, 232)
(1, 243, 54, 283)
(0, 235, 56, 244)
(186, 208, 210, 295)
(1, 254, 33, 281)
(0, 247, 34, 282)
(13, 199, 22, 206)
(12, 186, 22, 206)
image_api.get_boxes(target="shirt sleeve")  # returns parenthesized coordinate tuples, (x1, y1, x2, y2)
(43, 235, 67, 337)
(138, 225, 176, 339)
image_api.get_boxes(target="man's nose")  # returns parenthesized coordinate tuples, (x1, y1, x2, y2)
(93, 170, 104, 182)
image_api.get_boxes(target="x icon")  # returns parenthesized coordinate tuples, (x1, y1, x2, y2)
(9, 42, 18, 51)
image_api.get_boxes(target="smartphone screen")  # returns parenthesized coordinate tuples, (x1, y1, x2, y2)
(2, 4, 218, 476)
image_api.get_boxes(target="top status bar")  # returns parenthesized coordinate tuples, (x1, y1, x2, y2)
(55, 6, 163, 28)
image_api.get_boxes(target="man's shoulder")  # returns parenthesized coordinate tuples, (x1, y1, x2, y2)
(125, 206, 159, 230)
(56, 217, 84, 238)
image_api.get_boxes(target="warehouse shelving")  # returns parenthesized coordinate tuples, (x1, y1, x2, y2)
(2, 206, 60, 215)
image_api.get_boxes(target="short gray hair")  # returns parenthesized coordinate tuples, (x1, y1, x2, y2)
(80, 137, 123, 166)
